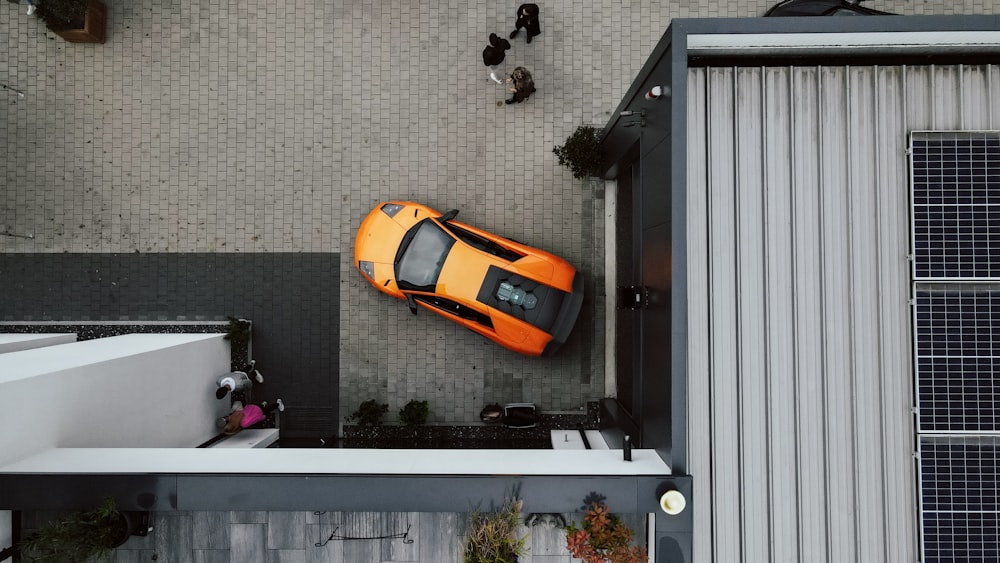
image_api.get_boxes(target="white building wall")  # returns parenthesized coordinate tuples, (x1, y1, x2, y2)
(686, 64, 999, 563)
(0, 333, 231, 467)
(0, 333, 76, 353)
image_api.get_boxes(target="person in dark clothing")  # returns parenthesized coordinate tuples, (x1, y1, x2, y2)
(482, 33, 511, 84)
(509, 3, 541, 43)
(482, 33, 510, 66)
(505, 66, 536, 104)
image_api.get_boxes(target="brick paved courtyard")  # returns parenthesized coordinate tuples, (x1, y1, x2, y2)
(1, 0, 987, 431)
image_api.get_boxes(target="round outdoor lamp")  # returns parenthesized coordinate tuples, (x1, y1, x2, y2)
(659, 489, 686, 515)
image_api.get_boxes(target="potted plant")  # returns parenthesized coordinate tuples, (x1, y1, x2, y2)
(18, 498, 145, 561)
(223, 316, 252, 345)
(398, 399, 429, 427)
(565, 500, 648, 563)
(34, 0, 107, 43)
(553, 125, 604, 179)
(463, 497, 528, 563)
(345, 399, 389, 426)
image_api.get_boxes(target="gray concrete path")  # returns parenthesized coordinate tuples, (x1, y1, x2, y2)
(1, 0, 985, 426)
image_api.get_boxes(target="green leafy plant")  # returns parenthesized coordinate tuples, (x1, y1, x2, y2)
(565, 501, 648, 563)
(345, 399, 389, 426)
(553, 125, 604, 179)
(398, 400, 429, 427)
(223, 316, 251, 345)
(19, 497, 127, 562)
(463, 497, 527, 563)
(34, 0, 88, 31)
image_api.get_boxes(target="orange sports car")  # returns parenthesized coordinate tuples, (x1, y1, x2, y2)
(354, 201, 584, 356)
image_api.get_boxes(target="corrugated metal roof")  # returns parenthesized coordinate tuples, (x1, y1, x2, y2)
(685, 64, 999, 563)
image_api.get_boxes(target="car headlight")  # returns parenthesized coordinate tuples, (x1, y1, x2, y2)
(381, 203, 404, 218)
(358, 261, 375, 278)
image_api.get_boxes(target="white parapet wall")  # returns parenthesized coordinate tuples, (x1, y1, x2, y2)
(0, 333, 231, 468)
(0, 448, 671, 476)
(0, 333, 76, 353)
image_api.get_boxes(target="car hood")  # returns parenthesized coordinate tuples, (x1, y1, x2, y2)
(355, 203, 438, 264)
(355, 209, 408, 266)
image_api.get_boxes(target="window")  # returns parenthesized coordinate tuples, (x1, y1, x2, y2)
(395, 220, 456, 292)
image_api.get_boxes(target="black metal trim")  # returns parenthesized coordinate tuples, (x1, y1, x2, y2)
(0, 473, 673, 514)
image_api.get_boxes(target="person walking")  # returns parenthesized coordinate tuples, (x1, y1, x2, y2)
(482, 32, 511, 84)
(221, 399, 285, 435)
(509, 4, 541, 44)
(215, 361, 264, 400)
(505, 67, 536, 104)
(216, 370, 251, 400)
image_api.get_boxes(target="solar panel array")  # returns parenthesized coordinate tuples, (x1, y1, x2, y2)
(912, 132, 1000, 563)
(911, 132, 1000, 280)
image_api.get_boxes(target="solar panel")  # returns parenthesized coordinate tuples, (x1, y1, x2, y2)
(911, 132, 1000, 280)
(919, 437, 1000, 563)
(915, 289, 1000, 432)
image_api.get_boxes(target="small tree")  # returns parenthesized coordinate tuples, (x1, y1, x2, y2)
(398, 400, 429, 427)
(565, 501, 648, 563)
(345, 399, 389, 426)
(553, 125, 604, 179)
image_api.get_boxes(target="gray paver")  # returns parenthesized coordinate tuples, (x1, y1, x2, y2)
(1, 1, 987, 424)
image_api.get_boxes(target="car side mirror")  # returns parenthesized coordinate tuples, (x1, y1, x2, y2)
(439, 209, 459, 222)
(406, 294, 418, 315)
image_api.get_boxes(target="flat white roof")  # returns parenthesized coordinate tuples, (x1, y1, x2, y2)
(687, 30, 1000, 55)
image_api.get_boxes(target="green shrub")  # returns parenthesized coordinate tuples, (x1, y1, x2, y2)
(345, 399, 389, 426)
(463, 498, 527, 563)
(223, 316, 251, 345)
(399, 400, 429, 427)
(19, 497, 124, 562)
(553, 125, 604, 179)
(34, 0, 88, 31)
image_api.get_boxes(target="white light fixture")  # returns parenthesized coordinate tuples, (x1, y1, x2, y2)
(645, 85, 668, 100)
(659, 489, 686, 515)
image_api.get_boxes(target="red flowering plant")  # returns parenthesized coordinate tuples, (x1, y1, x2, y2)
(564, 501, 648, 563)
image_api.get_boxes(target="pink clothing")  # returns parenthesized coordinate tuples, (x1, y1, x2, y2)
(240, 404, 265, 428)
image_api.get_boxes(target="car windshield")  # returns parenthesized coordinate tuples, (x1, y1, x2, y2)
(395, 219, 456, 291)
